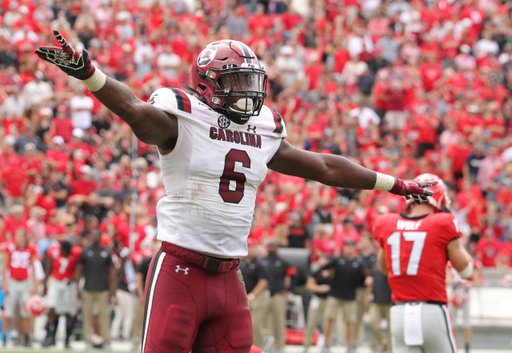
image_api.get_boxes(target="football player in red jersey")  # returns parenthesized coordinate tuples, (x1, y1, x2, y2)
(373, 174, 474, 353)
(1, 228, 38, 347)
(42, 241, 82, 348)
(36, 32, 437, 353)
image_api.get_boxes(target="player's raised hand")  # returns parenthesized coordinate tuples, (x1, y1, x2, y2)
(35, 30, 95, 80)
(389, 178, 438, 205)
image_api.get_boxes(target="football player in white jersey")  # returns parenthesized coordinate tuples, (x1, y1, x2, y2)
(36, 31, 437, 353)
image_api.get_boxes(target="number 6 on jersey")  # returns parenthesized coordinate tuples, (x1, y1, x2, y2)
(219, 149, 251, 204)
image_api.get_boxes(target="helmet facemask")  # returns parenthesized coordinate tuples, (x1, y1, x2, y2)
(213, 67, 268, 125)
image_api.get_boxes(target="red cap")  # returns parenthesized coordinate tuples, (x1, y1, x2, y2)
(247, 238, 257, 247)
(49, 209, 57, 216)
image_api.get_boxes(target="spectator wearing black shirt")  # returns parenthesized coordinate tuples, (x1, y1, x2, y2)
(48, 171, 70, 208)
(0, 42, 18, 68)
(465, 144, 486, 184)
(240, 240, 269, 349)
(261, 239, 296, 352)
(320, 239, 366, 353)
(81, 192, 114, 222)
(287, 212, 309, 249)
(366, 262, 392, 353)
(367, 47, 388, 75)
(303, 256, 332, 352)
(80, 215, 100, 239)
(357, 65, 375, 105)
(92, 108, 112, 135)
(75, 230, 116, 350)
(96, 174, 117, 200)
(354, 235, 377, 345)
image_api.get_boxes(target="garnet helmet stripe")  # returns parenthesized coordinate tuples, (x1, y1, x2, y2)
(235, 41, 253, 64)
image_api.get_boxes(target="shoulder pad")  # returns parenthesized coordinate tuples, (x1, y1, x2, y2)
(234, 105, 287, 139)
(148, 87, 194, 117)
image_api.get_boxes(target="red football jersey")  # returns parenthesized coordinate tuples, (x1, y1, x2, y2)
(373, 212, 462, 304)
(2, 242, 37, 280)
(47, 245, 82, 281)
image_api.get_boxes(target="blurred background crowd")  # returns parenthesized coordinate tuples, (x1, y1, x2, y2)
(1, 0, 512, 350)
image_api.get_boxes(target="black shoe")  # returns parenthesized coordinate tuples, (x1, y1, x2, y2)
(65, 342, 72, 350)
(42, 337, 55, 348)
(2, 340, 6, 347)
(92, 343, 104, 349)
(23, 341, 31, 348)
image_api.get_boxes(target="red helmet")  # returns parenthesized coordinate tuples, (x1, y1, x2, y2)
(501, 273, 512, 288)
(408, 173, 450, 211)
(450, 287, 468, 309)
(25, 295, 47, 317)
(191, 40, 267, 125)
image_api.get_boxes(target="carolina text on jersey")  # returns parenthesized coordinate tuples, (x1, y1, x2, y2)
(209, 126, 262, 149)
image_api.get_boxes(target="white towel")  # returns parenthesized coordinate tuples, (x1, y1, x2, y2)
(310, 296, 320, 310)
(404, 302, 424, 346)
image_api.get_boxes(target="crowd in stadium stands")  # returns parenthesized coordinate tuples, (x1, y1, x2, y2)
(1, 0, 512, 349)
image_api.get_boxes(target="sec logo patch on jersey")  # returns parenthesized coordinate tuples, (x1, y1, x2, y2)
(218, 115, 230, 129)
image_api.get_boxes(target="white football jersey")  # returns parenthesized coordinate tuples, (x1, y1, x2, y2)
(149, 88, 287, 258)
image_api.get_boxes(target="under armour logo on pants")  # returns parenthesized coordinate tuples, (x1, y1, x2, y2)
(175, 265, 189, 275)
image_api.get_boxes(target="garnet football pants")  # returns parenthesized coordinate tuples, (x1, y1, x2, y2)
(142, 243, 253, 353)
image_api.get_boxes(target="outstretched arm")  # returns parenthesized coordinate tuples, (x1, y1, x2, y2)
(268, 140, 436, 203)
(35, 30, 177, 150)
(268, 140, 378, 189)
(90, 78, 178, 148)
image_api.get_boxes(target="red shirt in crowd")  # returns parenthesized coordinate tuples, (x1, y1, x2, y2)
(2, 242, 37, 280)
(333, 226, 361, 252)
(247, 13, 272, 32)
(1, 163, 27, 197)
(1, 216, 28, 243)
(419, 63, 442, 91)
(458, 115, 484, 135)
(71, 178, 98, 196)
(499, 242, 512, 267)
(19, 155, 42, 184)
(385, 84, 406, 111)
(45, 149, 70, 172)
(36, 194, 57, 222)
(447, 144, 472, 174)
(476, 237, 500, 267)
(116, 222, 147, 250)
(46, 244, 82, 281)
(311, 236, 333, 263)
(54, 117, 74, 142)
(415, 115, 439, 144)
(373, 81, 388, 110)
(45, 222, 67, 240)
(281, 11, 302, 30)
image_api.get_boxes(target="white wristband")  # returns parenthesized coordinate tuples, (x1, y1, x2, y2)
(374, 172, 396, 191)
(83, 67, 107, 92)
(458, 261, 473, 279)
